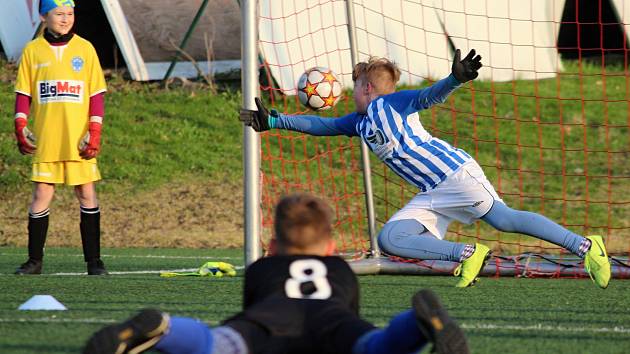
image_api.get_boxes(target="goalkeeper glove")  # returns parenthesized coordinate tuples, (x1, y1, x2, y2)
(159, 261, 237, 278)
(79, 120, 102, 160)
(451, 49, 482, 83)
(14, 115, 36, 155)
(198, 261, 237, 277)
(248, 97, 280, 132)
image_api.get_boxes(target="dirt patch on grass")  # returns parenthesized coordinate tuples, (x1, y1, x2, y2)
(0, 178, 244, 249)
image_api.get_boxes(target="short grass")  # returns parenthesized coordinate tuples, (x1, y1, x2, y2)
(1, 247, 629, 354)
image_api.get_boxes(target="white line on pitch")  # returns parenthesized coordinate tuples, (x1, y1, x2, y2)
(0, 317, 222, 326)
(0, 253, 240, 260)
(0, 266, 245, 276)
(48, 268, 198, 275)
(2, 318, 629, 335)
(0, 318, 117, 324)
(460, 323, 630, 334)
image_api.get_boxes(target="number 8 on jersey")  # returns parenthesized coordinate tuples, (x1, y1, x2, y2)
(284, 259, 332, 300)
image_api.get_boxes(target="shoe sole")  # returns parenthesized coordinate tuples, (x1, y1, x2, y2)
(412, 289, 470, 354)
(83, 310, 169, 354)
(127, 310, 170, 354)
(15, 266, 43, 275)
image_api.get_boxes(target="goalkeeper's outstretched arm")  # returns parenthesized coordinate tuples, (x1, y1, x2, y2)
(247, 97, 360, 137)
(272, 111, 360, 136)
(386, 48, 483, 115)
(388, 75, 461, 114)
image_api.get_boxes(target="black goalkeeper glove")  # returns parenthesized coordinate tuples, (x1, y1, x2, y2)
(451, 49, 482, 83)
(240, 98, 279, 132)
(251, 97, 272, 132)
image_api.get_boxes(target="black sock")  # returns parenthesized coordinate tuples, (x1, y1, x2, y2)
(80, 206, 101, 262)
(28, 209, 50, 261)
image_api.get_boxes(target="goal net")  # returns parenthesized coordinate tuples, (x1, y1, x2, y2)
(252, 0, 630, 277)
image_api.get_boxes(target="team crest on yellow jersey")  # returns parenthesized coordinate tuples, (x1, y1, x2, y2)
(71, 56, 84, 72)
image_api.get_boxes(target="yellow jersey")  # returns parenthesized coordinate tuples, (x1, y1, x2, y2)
(15, 34, 106, 163)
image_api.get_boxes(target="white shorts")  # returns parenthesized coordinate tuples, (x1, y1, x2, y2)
(387, 160, 503, 239)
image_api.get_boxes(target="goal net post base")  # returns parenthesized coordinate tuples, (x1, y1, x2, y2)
(349, 255, 630, 279)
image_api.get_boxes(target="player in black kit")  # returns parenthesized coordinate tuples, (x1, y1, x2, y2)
(83, 194, 469, 354)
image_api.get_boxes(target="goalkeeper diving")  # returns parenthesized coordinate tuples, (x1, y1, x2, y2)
(246, 49, 611, 289)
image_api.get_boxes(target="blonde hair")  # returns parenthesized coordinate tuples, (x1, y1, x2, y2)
(352, 57, 401, 95)
(274, 194, 333, 250)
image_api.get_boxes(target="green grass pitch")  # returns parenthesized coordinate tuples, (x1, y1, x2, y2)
(1, 247, 629, 354)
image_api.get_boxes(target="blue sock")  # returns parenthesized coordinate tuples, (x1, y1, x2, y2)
(155, 317, 213, 354)
(378, 219, 466, 261)
(353, 310, 427, 354)
(482, 202, 586, 256)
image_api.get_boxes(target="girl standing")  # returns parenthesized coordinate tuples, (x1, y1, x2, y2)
(14, 0, 108, 275)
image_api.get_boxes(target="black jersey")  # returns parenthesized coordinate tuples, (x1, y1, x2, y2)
(224, 255, 375, 354)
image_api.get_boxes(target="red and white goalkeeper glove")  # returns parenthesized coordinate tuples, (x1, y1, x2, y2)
(14, 114, 36, 155)
(79, 117, 102, 159)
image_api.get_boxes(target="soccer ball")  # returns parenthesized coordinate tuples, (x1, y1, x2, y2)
(297, 67, 342, 111)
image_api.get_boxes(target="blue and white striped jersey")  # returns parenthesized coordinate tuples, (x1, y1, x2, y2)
(272, 74, 471, 192)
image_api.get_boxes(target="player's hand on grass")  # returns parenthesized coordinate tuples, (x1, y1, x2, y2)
(14, 116, 36, 155)
(452, 49, 482, 83)
(79, 122, 102, 160)
(250, 97, 272, 132)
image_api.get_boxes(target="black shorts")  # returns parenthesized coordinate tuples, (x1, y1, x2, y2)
(224, 300, 376, 354)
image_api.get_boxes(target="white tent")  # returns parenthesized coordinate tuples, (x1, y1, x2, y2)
(434, 0, 566, 81)
(612, 0, 630, 36)
(0, 0, 40, 61)
(258, 0, 628, 95)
